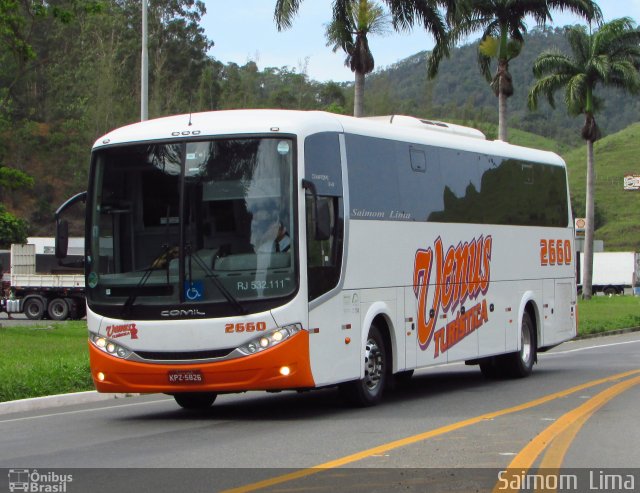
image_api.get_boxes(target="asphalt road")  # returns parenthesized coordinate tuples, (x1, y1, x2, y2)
(1, 332, 639, 493)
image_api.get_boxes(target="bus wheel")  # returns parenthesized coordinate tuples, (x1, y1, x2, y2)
(479, 357, 503, 379)
(173, 392, 217, 410)
(504, 312, 536, 378)
(23, 298, 45, 320)
(340, 324, 387, 406)
(388, 369, 414, 390)
(76, 300, 87, 319)
(48, 298, 69, 321)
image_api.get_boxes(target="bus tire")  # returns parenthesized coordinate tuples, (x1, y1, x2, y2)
(340, 324, 387, 406)
(76, 299, 87, 319)
(173, 392, 217, 410)
(479, 357, 503, 379)
(387, 369, 415, 390)
(65, 298, 79, 320)
(23, 297, 45, 320)
(48, 298, 70, 321)
(503, 312, 536, 378)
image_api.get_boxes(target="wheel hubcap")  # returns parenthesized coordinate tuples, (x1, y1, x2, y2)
(521, 324, 532, 365)
(363, 337, 383, 391)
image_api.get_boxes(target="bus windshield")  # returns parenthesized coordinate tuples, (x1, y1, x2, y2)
(87, 137, 297, 318)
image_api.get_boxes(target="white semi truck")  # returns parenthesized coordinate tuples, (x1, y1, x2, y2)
(578, 251, 640, 295)
(1, 243, 85, 320)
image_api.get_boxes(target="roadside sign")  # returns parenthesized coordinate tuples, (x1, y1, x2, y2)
(623, 174, 640, 191)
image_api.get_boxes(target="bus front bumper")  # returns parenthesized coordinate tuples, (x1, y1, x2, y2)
(89, 330, 315, 394)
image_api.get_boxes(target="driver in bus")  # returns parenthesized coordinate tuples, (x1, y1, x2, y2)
(249, 199, 290, 254)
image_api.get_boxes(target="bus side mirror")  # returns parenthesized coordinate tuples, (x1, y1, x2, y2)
(54, 190, 86, 260)
(302, 179, 331, 241)
(55, 219, 69, 259)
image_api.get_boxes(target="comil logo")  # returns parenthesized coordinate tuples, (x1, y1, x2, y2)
(414, 235, 492, 357)
(7, 469, 73, 492)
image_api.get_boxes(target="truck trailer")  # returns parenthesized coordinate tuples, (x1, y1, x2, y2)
(578, 251, 640, 295)
(1, 243, 85, 320)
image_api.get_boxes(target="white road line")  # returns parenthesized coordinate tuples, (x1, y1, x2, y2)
(0, 398, 171, 424)
(542, 339, 640, 356)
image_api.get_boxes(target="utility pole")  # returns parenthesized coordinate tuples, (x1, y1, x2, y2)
(141, 0, 149, 121)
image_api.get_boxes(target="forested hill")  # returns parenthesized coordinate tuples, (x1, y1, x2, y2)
(364, 26, 640, 147)
(1, 2, 639, 241)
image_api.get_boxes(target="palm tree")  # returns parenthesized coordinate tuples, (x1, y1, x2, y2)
(325, 0, 389, 117)
(275, 1, 461, 113)
(430, 0, 601, 142)
(275, 0, 459, 37)
(528, 18, 640, 299)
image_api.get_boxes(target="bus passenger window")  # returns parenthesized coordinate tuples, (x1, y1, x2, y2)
(410, 148, 427, 172)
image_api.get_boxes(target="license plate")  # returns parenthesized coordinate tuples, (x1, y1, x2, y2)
(168, 369, 204, 384)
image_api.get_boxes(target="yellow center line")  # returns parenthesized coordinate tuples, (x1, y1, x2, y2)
(492, 374, 640, 493)
(221, 369, 640, 493)
(536, 414, 589, 482)
(532, 416, 589, 493)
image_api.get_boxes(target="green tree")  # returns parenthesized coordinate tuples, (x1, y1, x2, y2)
(433, 0, 601, 142)
(325, 0, 389, 116)
(317, 81, 347, 111)
(0, 161, 34, 246)
(0, 203, 28, 247)
(195, 60, 224, 111)
(0, 165, 33, 196)
(146, 0, 213, 116)
(275, 0, 461, 114)
(0, 0, 103, 116)
(528, 18, 640, 299)
(275, 0, 452, 35)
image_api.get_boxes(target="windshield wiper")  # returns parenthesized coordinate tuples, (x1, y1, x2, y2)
(121, 244, 174, 317)
(123, 206, 176, 316)
(186, 243, 246, 315)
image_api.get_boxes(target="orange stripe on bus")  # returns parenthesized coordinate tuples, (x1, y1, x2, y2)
(90, 330, 315, 394)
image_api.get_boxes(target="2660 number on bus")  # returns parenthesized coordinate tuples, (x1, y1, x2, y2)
(225, 322, 267, 333)
(540, 239, 572, 266)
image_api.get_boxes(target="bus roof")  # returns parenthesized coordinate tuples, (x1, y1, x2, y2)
(94, 109, 565, 167)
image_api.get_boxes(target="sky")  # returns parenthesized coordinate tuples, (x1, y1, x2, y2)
(201, 0, 640, 83)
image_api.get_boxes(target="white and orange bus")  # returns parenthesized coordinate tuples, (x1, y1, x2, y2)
(56, 110, 577, 408)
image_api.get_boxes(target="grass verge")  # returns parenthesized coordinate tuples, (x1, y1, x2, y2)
(0, 296, 638, 402)
(577, 295, 640, 336)
(0, 321, 93, 402)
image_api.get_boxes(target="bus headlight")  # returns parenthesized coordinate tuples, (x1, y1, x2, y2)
(237, 324, 302, 355)
(90, 333, 132, 359)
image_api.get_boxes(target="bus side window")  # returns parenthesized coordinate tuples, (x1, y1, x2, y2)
(304, 132, 344, 301)
(410, 148, 427, 172)
(306, 195, 343, 301)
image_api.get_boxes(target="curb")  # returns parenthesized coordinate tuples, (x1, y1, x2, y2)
(574, 326, 640, 340)
(0, 391, 140, 416)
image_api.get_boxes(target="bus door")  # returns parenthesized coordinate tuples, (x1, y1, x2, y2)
(542, 279, 576, 347)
